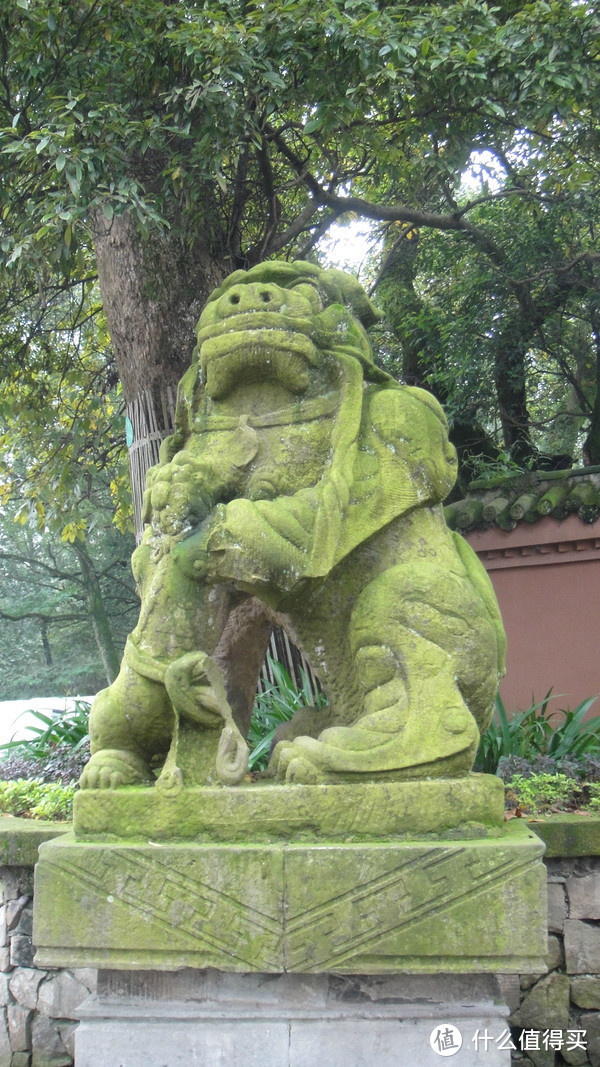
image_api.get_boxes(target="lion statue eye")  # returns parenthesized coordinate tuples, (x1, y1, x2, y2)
(289, 282, 323, 314)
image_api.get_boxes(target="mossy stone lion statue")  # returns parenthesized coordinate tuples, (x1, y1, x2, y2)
(81, 260, 505, 791)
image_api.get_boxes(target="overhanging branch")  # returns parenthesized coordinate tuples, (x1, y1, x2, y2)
(268, 125, 505, 264)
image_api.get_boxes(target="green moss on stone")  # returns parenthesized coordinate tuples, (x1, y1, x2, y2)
(34, 820, 547, 974)
(81, 260, 505, 795)
(526, 814, 600, 857)
(73, 775, 505, 842)
(0, 816, 69, 866)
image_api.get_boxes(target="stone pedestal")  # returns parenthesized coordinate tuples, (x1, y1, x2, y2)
(34, 822, 545, 975)
(32, 777, 547, 1064)
(75, 970, 512, 1067)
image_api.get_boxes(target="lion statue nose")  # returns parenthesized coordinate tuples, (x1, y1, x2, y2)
(217, 283, 284, 317)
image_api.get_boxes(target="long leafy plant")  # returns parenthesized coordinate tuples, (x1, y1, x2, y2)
(475, 691, 600, 774)
(247, 657, 328, 772)
(0, 700, 90, 760)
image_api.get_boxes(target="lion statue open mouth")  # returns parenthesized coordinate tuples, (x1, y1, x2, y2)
(80, 261, 505, 792)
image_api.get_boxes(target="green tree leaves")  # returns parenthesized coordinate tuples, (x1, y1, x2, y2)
(0, 0, 599, 507)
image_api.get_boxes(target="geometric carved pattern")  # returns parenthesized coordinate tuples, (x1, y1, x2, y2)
(33, 825, 547, 975)
(284, 841, 544, 972)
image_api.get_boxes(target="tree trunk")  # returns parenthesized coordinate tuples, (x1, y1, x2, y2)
(71, 541, 120, 685)
(92, 209, 229, 535)
(92, 211, 227, 404)
(583, 304, 600, 465)
(40, 622, 52, 667)
(493, 330, 533, 464)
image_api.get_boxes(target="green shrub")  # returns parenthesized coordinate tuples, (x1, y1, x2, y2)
(0, 742, 91, 787)
(247, 657, 328, 771)
(474, 691, 600, 774)
(0, 778, 75, 820)
(505, 773, 582, 814)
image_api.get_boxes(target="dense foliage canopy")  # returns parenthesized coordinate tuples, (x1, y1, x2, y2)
(2, 0, 599, 474)
(0, 0, 599, 688)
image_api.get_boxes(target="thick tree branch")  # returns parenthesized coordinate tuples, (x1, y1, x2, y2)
(0, 551, 80, 584)
(0, 606, 82, 624)
(269, 126, 506, 264)
(227, 136, 251, 263)
(253, 133, 282, 260)
(294, 207, 347, 260)
(250, 198, 322, 260)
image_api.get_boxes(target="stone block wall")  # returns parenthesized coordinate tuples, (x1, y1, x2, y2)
(498, 855, 600, 1066)
(0, 866, 95, 1067)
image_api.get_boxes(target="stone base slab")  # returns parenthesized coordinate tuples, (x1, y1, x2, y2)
(34, 821, 546, 974)
(73, 774, 505, 841)
(75, 971, 512, 1066)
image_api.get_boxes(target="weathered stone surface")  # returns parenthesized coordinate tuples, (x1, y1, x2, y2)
(30, 1014, 71, 1066)
(570, 975, 600, 1009)
(16, 906, 33, 938)
(0, 972, 10, 1006)
(566, 871, 600, 919)
(521, 1048, 554, 1067)
(76, 971, 510, 1067)
(8, 1003, 32, 1052)
(70, 969, 96, 993)
(73, 775, 505, 842)
(57, 1022, 77, 1060)
(11, 1053, 33, 1067)
(32, 1060, 72, 1067)
(547, 933, 564, 971)
(0, 1006, 12, 1061)
(528, 815, 600, 858)
(0, 823, 67, 868)
(8, 895, 31, 932)
(0, 903, 7, 947)
(0, 946, 12, 971)
(9, 968, 45, 1010)
(37, 971, 90, 1021)
(78, 1016, 291, 1067)
(496, 973, 521, 1013)
(520, 972, 544, 991)
(0, 868, 22, 902)
(98, 968, 331, 1006)
(561, 1036, 590, 1067)
(547, 880, 567, 933)
(34, 822, 546, 974)
(17, 871, 34, 897)
(564, 919, 600, 974)
(510, 973, 570, 1031)
(579, 1011, 600, 1064)
(11, 934, 35, 968)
